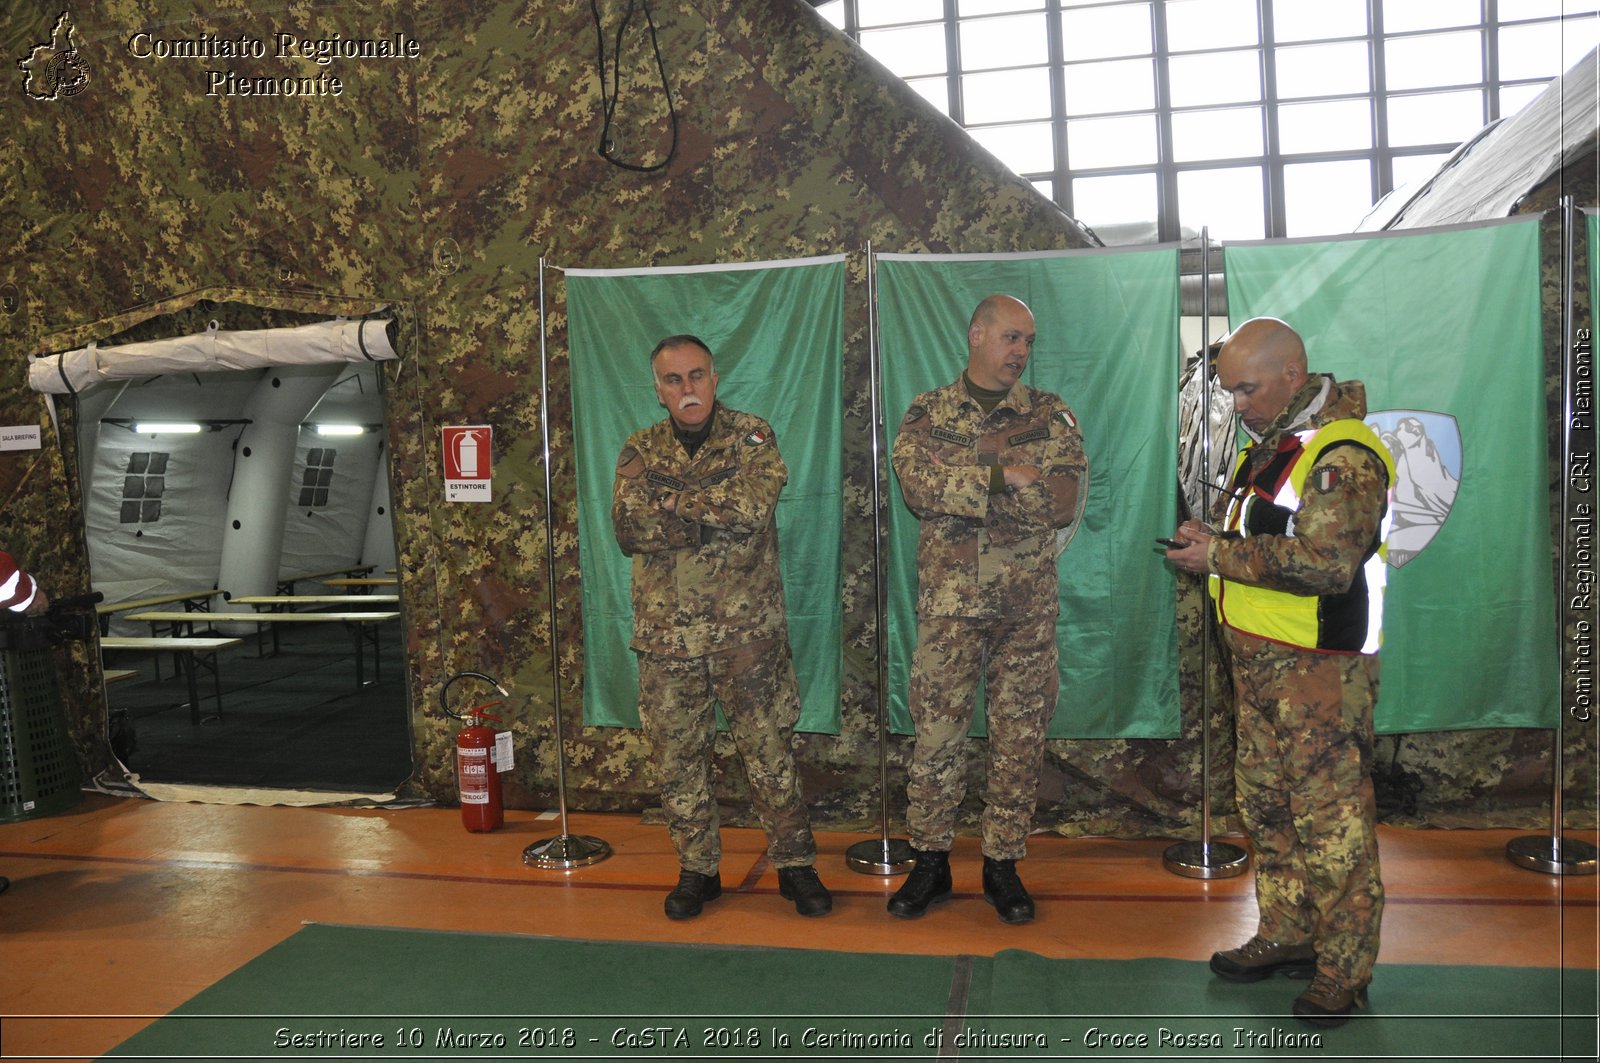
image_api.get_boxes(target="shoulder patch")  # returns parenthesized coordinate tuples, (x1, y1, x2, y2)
(902, 404, 927, 427)
(1055, 408, 1078, 430)
(744, 429, 769, 447)
(616, 446, 644, 478)
(1312, 466, 1341, 493)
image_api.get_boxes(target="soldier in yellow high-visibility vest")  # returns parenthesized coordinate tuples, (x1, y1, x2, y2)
(1166, 318, 1394, 1029)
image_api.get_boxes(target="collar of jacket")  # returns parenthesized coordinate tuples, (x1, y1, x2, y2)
(945, 376, 1037, 418)
(1241, 374, 1332, 446)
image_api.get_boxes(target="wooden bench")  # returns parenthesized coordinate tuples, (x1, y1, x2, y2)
(127, 611, 401, 687)
(229, 595, 399, 609)
(321, 577, 398, 593)
(276, 566, 374, 595)
(100, 635, 243, 725)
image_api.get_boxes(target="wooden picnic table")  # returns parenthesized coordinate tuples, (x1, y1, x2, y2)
(100, 635, 243, 725)
(229, 595, 399, 608)
(95, 590, 223, 647)
(275, 565, 375, 594)
(95, 589, 222, 615)
(128, 610, 400, 687)
(225, 595, 401, 656)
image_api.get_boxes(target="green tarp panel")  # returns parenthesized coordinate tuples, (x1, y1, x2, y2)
(1225, 218, 1557, 733)
(876, 248, 1182, 739)
(567, 257, 845, 732)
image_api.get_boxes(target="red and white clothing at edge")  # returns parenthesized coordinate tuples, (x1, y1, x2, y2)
(0, 551, 40, 614)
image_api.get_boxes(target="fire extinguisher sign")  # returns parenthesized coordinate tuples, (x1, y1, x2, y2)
(442, 425, 493, 502)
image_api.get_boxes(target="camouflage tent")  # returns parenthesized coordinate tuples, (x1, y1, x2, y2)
(0, 2, 1590, 836)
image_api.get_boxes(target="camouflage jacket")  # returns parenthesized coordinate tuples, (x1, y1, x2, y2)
(611, 406, 790, 658)
(892, 377, 1087, 619)
(1208, 376, 1389, 600)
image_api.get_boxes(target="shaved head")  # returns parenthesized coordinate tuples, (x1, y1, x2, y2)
(965, 294, 1036, 391)
(1215, 317, 1310, 433)
(969, 294, 1031, 334)
(1221, 317, 1306, 377)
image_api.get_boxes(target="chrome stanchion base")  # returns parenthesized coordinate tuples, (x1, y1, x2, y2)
(1163, 839, 1249, 880)
(523, 834, 612, 869)
(845, 836, 916, 876)
(1505, 835, 1599, 876)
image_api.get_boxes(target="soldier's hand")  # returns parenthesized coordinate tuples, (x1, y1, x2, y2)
(1164, 520, 1212, 573)
(25, 589, 49, 615)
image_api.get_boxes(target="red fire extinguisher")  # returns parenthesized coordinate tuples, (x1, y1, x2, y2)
(443, 671, 509, 833)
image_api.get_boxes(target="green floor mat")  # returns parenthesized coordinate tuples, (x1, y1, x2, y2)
(106, 924, 1598, 1061)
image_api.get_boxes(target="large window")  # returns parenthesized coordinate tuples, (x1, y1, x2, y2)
(815, 0, 1597, 240)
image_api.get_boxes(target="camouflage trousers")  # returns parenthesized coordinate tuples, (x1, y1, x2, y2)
(636, 638, 817, 876)
(904, 611, 1058, 860)
(1226, 628, 1384, 990)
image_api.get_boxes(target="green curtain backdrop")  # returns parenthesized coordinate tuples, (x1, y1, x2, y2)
(566, 257, 845, 732)
(876, 248, 1182, 740)
(1225, 217, 1556, 733)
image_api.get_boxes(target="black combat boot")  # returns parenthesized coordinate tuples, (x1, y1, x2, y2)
(777, 865, 833, 916)
(982, 856, 1035, 924)
(663, 869, 721, 920)
(887, 848, 952, 918)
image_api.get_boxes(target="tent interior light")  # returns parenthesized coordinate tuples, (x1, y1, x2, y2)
(314, 424, 366, 437)
(134, 422, 203, 434)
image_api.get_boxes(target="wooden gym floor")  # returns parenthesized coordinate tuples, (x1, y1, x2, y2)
(0, 793, 1595, 1060)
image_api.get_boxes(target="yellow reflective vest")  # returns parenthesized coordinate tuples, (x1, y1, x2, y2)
(1210, 419, 1396, 654)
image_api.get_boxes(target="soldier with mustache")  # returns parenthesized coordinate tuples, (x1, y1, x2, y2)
(888, 295, 1088, 925)
(611, 334, 831, 921)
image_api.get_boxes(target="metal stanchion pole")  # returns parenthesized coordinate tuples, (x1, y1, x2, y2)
(1165, 228, 1247, 879)
(1507, 197, 1597, 876)
(846, 243, 914, 876)
(525, 256, 612, 870)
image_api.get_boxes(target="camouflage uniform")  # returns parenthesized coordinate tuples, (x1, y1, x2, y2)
(891, 377, 1087, 859)
(612, 405, 817, 875)
(1207, 376, 1391, 992)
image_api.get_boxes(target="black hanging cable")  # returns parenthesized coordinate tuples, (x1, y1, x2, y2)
(590, 0, 678, 173)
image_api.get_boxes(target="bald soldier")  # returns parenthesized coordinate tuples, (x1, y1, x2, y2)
(1166, 318, 1394, 1028)
(612, 334, 831, 920)
(888, 295, 1087, 925)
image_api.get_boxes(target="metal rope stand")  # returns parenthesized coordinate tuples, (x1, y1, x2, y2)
(1505, 197, 1597, 876)
(846, 243, 915, 876)
(1164, 227, 1248, 879)
(524, 255, 612, 870)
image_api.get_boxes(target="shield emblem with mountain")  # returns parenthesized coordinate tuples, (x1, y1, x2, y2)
(1366, 410, 1461, 569)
